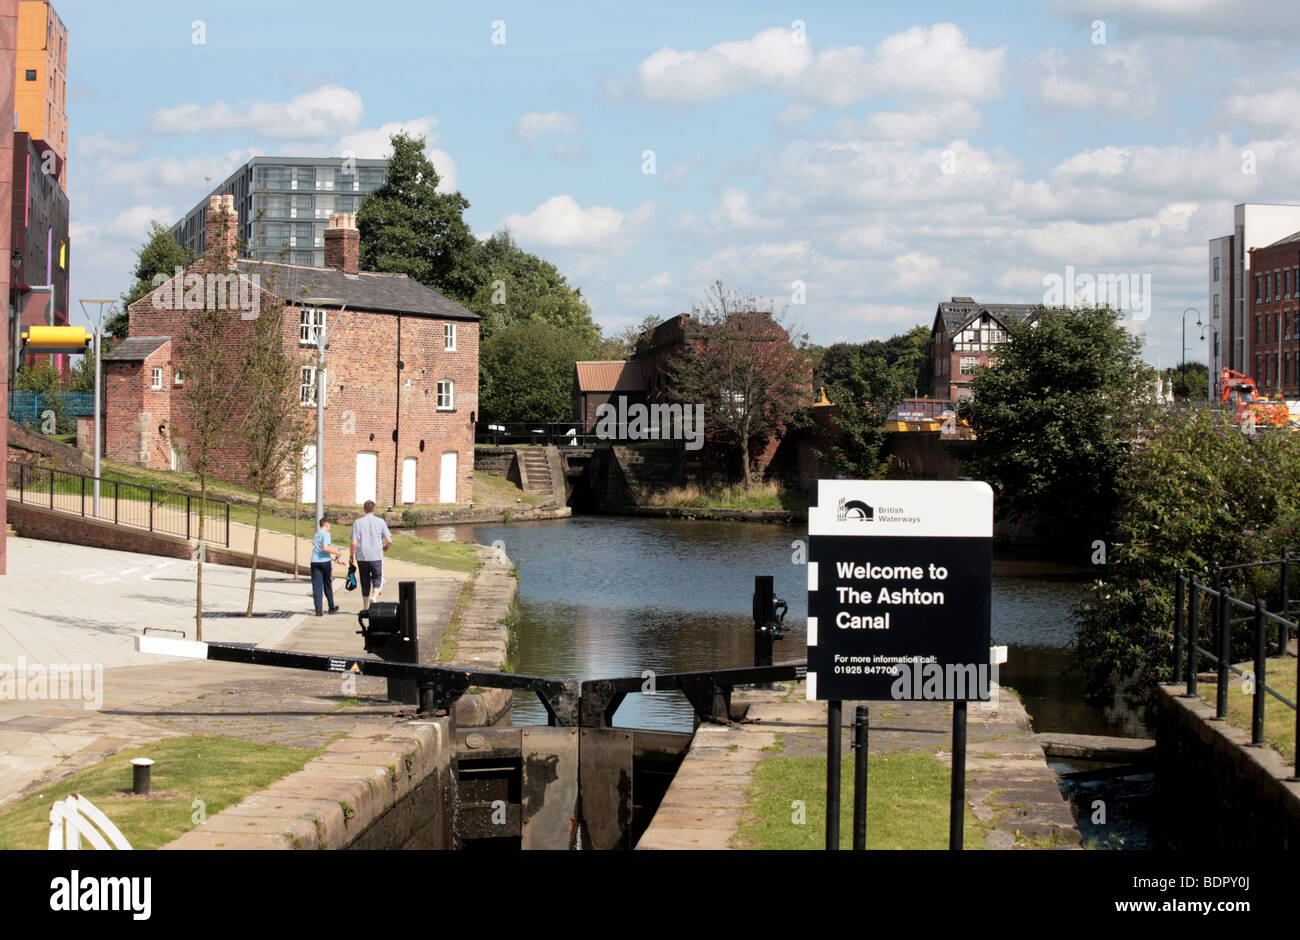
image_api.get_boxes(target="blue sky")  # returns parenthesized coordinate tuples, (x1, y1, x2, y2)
(60, 0, 1300, 366)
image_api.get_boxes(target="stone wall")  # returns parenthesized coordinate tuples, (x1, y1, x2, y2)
(1155, 684, 1300, 850)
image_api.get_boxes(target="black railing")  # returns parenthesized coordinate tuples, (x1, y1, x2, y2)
(475, 420, 687, 448)
(1173, 556, 1299, 773)
(7, 461, 231, 547)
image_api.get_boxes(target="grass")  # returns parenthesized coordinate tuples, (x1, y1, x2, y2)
(1223, 655, 1297, 763)
(736, 746, 986, 850)
(0, 736, 324, 850)
(473, 472, 546, 506)
(646, 480, 808, 512)
(437, 582, 475, 663)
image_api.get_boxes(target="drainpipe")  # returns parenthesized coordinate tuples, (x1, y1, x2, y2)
(393, 313, 402, 508)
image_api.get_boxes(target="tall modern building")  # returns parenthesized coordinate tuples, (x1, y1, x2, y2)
(1208, 204, 1300, 399)
(172, 156, 389, 267)
(14, 0, 65, 187)
(10, 0, 68, 380)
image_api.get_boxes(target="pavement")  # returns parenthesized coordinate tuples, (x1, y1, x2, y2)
(0, 534, 465, 812)
(637, 684, 1083, 851)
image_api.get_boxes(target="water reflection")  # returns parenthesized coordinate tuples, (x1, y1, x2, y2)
(419, 516, 1145, 735)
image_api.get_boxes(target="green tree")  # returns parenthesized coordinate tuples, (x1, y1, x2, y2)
(356, 133, 480, 303)
(465, 230, 598, 343)
(1163, 361, 1209, 400)
(1072, 407, 1300, 702)
(957, 306, 1147, 560)
(115, 223, 189, 337)
(814, 342, 909, 478)
(479, 319, 594, 423)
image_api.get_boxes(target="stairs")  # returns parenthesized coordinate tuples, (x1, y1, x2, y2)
(517, 448, 555, 497)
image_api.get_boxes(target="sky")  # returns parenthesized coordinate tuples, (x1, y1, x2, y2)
(56, 0, 1300, 368)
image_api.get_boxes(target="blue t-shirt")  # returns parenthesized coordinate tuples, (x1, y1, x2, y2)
(311, 529, 333, 564)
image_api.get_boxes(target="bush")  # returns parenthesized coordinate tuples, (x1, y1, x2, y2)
(1072, 407, 1300, 703)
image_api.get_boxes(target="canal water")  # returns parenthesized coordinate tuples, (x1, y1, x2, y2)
(421, 515, 1148, 737)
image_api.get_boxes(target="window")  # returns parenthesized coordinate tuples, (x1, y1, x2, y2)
(437, 379, 454, 410)
(1256, 276, 1262, 303)
(150, 368, 162, 389)
(25, 69, 36, 81)
(1288, 271, 1293, 299)
(1213, 257, 1220, 282)
(300, 307, 325, 346)
(300, 366, 317, 406)
(444, 323, 456, 351)
(1213, 294, 1220, 319)
(174, 370, 184, 385)
(959, 356, 980, 374)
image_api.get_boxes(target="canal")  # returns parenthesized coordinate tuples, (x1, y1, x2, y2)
(422, 515, 1148, 738)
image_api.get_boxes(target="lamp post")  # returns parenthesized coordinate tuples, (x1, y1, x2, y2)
(79, 299, 116, 518)
(301, 297, 346, 526)
(1182, 307, 1201, 369)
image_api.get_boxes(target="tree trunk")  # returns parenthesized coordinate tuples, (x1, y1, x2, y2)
(195, 478, 206, 641)
(246, 489, 264, 615)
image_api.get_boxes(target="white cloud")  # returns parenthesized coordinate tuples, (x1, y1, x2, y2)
(149, 84, 365, 139)
(510, 110, 582, 142)
(500, 195, 654, 250)
(847, 101, 983, 142)
(1034, 46, 1157, 115)
(1047, 0, 1300, 37)
(612, 23, 1005, 110)
(333, 118, 457, 192)
(1222, 83, 1300, 133)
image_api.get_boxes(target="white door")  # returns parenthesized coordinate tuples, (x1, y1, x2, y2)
(355, 451, 378, 504)
(301, 445, 316, 503)
(439, 451, 457, 504)
(402, 457, 417, 504)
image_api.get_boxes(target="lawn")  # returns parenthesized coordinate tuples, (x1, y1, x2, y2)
(646, 481, 808, 512)
(0, 736, 324, 850)
(736, 746, 986, 850)
(1223, 656, 1298, 764)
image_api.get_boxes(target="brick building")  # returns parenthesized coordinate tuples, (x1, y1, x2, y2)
(1246, 231, 1300, 397)
(930, 296, 1040, 401)
(105, 196, 480, 507)
(572, 360, 646, 425)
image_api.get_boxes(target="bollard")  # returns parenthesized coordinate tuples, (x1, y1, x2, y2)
(1251, 600, 1268, 747)
(826, 700, 841, 851)
(1186, 576, 1200, 697)
(130, 758, 153, 795)
(753, 575, 775, 670)
(355, 581, 420, 705)
(1173, 570, 1185, 684)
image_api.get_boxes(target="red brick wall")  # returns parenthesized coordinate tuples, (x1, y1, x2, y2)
(1246, 241, 1300, 396)
(104, 342, 174, 467)
(114, 291, 478, 507)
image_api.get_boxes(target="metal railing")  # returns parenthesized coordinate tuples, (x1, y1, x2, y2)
(1172, 555, 1299, 773)
(7, 461, 230, 547)
(476, 420, 683, 448)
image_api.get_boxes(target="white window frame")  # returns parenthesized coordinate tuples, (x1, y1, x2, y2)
(174, 369, 184, 385)
(300, 366, 317, 407)
(300, 307, 326, 347)
(959, 356, 980, 375)
(437, 379, 454, 411)
(444, 322, 456, 351)
(150, 367, 162, 390)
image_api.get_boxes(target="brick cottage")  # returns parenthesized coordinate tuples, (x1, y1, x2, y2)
(104, 195, 480, 507)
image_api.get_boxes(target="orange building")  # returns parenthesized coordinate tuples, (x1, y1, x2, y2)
(14, 0, 66, 189)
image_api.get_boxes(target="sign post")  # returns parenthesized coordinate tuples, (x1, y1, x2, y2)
(806, 479, 993, 850)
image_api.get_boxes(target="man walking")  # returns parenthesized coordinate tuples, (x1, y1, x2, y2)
(310, 517, 343, 616)
(350, 500, 392, 611)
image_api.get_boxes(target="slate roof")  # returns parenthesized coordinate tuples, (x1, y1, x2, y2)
(103, 336, 171, 361)
(1265, 230, 1300, 248)
(934, 297, 1041, 334)
(575, 361, 646, 393)
(235, 261, 480, 320)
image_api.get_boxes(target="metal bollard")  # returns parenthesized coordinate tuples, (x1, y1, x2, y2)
(851, 705, 869, 851)
(355, 581, 420, 705)
(1216, 583, 1231, 720)
(131, 758, 153, 795)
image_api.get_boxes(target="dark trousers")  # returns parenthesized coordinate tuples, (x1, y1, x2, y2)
(311, 561, 336, 613)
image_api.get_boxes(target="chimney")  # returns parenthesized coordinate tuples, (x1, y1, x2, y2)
(204, 194, 238, 270)
(324, 212, 360, 275)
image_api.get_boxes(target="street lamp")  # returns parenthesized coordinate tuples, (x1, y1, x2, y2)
(79, 299, 116, 519)
(301, 297, 346, 526)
